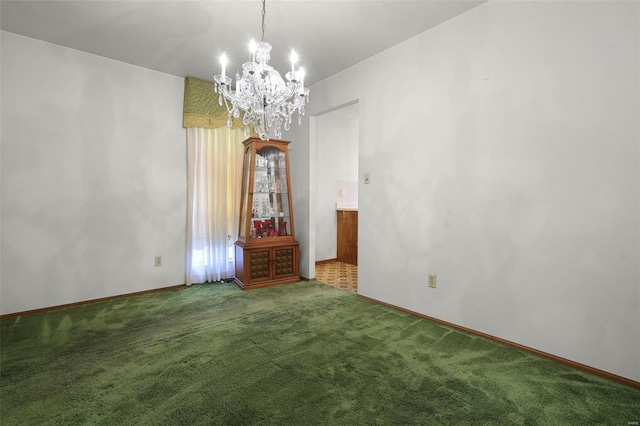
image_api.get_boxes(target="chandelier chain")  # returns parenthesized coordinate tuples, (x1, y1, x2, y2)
(261, 0, 266, 42)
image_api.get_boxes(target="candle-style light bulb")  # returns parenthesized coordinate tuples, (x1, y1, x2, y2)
(249, 39, 257, 63)
(220, 52, 228, 80)
(290, 48, 298, 76)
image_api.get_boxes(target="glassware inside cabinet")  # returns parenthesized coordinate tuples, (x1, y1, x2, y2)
(249, 145, 291, 239)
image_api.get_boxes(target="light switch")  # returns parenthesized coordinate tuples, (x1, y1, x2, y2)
(364, 172, 371, 184)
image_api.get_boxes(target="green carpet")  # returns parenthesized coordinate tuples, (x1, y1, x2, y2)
(1, 281, 639, 425)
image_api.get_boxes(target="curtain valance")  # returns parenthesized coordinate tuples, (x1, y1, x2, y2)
(183, 76, 244, 130)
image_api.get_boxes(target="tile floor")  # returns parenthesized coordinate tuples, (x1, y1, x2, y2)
(315, 261, 358, 293)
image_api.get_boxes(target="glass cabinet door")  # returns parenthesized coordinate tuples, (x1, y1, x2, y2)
(249, 145, 291, 239)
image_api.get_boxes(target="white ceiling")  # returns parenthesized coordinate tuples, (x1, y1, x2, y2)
(0, 0, 486, 86)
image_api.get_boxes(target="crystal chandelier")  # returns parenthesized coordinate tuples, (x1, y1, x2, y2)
(213, 0, 310, 140)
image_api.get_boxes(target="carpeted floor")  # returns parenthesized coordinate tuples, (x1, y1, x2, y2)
(1, 281, 639, 425)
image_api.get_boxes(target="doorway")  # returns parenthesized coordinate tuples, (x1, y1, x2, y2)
(313, 102, 359, 293)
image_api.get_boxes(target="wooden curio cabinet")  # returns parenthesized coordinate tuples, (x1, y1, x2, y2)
(234, 137, 300, 289)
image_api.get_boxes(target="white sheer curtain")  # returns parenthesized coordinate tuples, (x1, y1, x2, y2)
(186, 126, 245, 285)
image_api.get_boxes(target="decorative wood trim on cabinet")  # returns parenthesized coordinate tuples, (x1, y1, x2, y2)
(234, 242, 300, 289)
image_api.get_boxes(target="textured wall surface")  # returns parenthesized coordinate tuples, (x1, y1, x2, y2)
(1, 32, 187, 315)
(303, 2, 639, 381)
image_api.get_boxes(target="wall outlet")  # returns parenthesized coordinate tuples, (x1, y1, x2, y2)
(155, 256, 162, 267)
(428, 274, 437, 288)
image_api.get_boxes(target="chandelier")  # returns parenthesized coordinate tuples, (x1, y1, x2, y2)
(213, 0, 310, 140)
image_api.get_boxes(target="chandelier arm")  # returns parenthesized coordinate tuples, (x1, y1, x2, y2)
(219, 86, 235, 114)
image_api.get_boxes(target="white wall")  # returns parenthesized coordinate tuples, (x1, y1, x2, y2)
(1, 32, 187, 315)
(304, 1, 640, 381)
(285, 121, 311, 278)
(315, 110, 359, 261)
